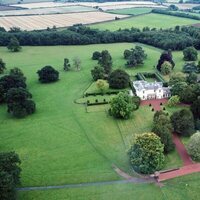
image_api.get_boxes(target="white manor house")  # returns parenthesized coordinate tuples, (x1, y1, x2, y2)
(133, 80, 171, 100)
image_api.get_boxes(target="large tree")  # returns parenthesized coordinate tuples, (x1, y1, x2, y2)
(91, 66, 105, 81)
(6, 87, 36, 118)
(9, 67, 26, 82)
(92, 51, 101, 60)
(152, 111, 174, 153)
(0, 74, 26, 103)
(63, 58, 71, 71)
(157, 50, 175, 72)
(170, 109, 195, 136)
(109, 92, 135, 119)
(0, 58, 6, 74)
(125, 46, 147, 67)
(96, 79, 109, 93)
(170, 81, 187, 97)
(179, 85, 196, 104)
(0, 152, 21, 200)
(108, 69, 130, 89)
(160, 61, 172, 75)
(183, 46, 198, 61)
(187, 132, 200, 161)
(129, 132, 165, 174)
(169, 72, 186, 86)
(98, 50, 112, 75)
(191, 97, 200, 119)
(7, 37, 22, 52)
(37, 66, 59, 83)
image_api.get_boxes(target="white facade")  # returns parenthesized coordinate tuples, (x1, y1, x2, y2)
(133, 80, 171, 100)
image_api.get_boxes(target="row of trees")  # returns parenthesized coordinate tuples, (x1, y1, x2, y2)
(0, 25, 200, 51)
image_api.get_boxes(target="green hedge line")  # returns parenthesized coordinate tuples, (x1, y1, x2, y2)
(152, 9, 200, 20)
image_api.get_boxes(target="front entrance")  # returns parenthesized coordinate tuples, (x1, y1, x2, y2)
(147, 95, 156, 100)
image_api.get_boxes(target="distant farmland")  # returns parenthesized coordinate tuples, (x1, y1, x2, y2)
(0, 11, 128, 31)
(91, 13, 199, 30)
(0, 6, 96, 16)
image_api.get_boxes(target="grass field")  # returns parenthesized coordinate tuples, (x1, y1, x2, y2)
(91, 13, 198, 31)
(0, 43, 199, 199)
(108, 7, 152, 15)
(18, 173, 200, 200)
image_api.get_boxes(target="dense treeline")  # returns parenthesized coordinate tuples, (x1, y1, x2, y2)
(0, 25, 200, 50)
(152, 9, 200, 20)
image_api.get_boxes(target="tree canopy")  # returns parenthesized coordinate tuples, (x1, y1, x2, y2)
(37, 66, 59, 83)
(183, 46, 198, 61)
(98, 50, 112, 75)
(187, 132, 200, 161)
(0, 152, 21, 200)
(7, 37, 22, 52)
(108, 69, 130, 89)
(170, 109, 195, 136)
(129, 132, 165, 174)
(157, 50, 175, 72)
(0, 58, 6, 74)
(109, 92, 135, 119)
(125, 46, 147, 68)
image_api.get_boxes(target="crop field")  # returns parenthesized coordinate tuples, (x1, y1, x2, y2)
(0, 42, 199, 199)
(12, 1, 165, 9)
(91, 13, 199, 30)
(108, 7, 152, 15)
(2, 0, 52, 4)
(0, 11, 128, 31)
(0, 6, 96, 16)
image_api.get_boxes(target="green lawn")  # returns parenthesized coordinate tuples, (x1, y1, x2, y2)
(18, 173, 200, 200)
(108, 7, 152, 15)
(90, 13, 198, 31)
(0, 43, 199, 199)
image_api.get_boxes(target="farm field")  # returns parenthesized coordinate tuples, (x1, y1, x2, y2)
(91, 13, 199, 31)
(0, 6, 96, 16)
(12, 1, 164, 9)
(18, 173, 200, 200)
(0, 43, 194, 189)
(2, 0, 52, 4)
(0, 11, 128, 31)
(108, 7, 152, 15)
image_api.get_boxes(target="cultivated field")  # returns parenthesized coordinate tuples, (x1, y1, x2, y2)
(108, 7, 152, 15)
(0, 6, 96, 16)
(91, 13, 199, 30)
(0, 43, 199, 199)
(12, 1, 165, 9)
(0, 11, 128, 31)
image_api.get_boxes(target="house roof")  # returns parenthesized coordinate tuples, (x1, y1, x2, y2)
(133, 80, 163, 91)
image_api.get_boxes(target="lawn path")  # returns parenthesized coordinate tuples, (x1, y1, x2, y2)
(172, 133, 193, 166)
(17, 178, 154, 191)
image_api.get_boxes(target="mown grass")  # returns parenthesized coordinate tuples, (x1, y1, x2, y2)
(18, 172, 200, 200)
(0, 43, 198, 199)
(90, 13, 198, 31)
(108, 7, 152, 15)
